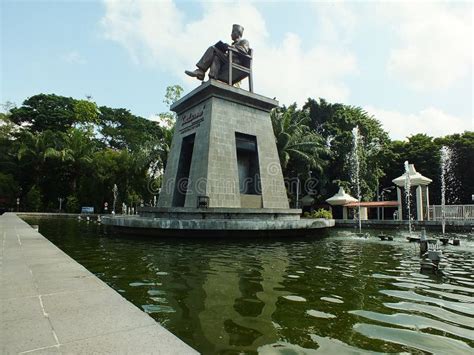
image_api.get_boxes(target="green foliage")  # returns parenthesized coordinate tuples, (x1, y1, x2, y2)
(303, 208, 333, 219)
(1, 86, 471, 213)
(66, 195, 79, 213)
(155, 127, 174, 175)
(74, 99, 99, 126)
(0, 86, 182, 212)
(10, 94, 76, 132)
(153, 85, 183, 175)
(163, 85, 183, 107)
(0, 173, 19, 206)
(0, 110, 19, 185)
(127, 191, 141, 206)
(16, 130, 59, 163)
(381, 134, 442, 203)
(0, 107, 18, 139)
(26, 185, 42, 211)
(271, 104, 328, 177)
(98, 106, 162, 151)
(304, 99, 391, 201)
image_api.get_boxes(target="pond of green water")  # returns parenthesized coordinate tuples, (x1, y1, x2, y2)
(26, 218, 474, 354)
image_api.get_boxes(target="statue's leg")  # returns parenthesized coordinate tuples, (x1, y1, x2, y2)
(196, 46, 216, 71)
(209, 48, 227, 79)
(209, 57, 224, 79)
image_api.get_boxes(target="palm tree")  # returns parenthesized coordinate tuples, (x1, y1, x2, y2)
(47, 128, 96, 193)
(271, 104, 328, 178)
(157, 127, 173, 174)
(17, 130, 59, 185)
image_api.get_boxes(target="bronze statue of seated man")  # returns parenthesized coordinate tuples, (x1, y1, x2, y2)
(185, 24, 250, 81)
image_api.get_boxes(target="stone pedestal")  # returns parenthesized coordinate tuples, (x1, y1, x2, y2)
(342, 206, 348, 220)
(425, 186, 430, 220)
(416, 186, 423, 221)
(158, 80, 289, 209)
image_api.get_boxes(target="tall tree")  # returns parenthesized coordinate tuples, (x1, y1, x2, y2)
(16, 130, 61, 185)
(98, 107, 163, 151)
(271, 104, 328, 177)
(47, 128, 96, 193)
(10, 94, 76, 132)
(153, 85, 184, 175)
(0, 106, 19, 176)
(270, 104, 329, 202)
(304, 99, 391, 201)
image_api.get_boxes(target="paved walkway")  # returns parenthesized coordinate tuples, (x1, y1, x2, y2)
(0, 213, 198, 354)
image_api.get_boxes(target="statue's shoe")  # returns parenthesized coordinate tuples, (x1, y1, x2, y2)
(185, 69, 205, 80)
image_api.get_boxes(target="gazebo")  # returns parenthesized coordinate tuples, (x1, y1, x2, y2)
(392, 163, 432, 221)
(327, 187, 400, 220)
(326, 187, 359, 220)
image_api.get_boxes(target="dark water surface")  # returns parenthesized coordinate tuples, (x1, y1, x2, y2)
(26, 218, 474, 354)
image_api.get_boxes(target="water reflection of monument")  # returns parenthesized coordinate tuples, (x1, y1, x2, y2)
(185, 247, 289, 353)
(143, 244, 289, 353)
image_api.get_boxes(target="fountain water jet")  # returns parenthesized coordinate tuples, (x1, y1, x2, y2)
(440, 146, 460, 234)
(350, 126, 362, 234)
(403, 161, 413, 234)
(440, 146, 460, 245)
(112, 184, 118, 215)
(440, 147, 448, 235)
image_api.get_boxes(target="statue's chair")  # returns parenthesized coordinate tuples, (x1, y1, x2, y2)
(217, 48, 253, 92)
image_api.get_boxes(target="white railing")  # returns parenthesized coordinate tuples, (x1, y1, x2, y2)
(429, 205, 474, 220)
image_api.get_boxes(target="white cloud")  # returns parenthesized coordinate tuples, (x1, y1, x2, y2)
(254, 33, 357, 105)
(100, 0, 358, 105)
(379, 2, 472, 91)
(311, 1, 358, 45)
(365, 105, 472, 141)
(63, 50, 86, 64)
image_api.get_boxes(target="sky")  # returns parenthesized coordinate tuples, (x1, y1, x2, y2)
(1, 0, 473, 140)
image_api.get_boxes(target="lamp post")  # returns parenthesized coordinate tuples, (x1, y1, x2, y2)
(295, 176, 300, 209)
(378, 186, 395, 220)
(296, 171, 312, 209)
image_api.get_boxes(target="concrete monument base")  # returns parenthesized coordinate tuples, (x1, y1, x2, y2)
(102, 209, 334, 237)
(139, 207, 301, 219)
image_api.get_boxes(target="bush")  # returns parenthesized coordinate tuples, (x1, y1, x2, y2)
(66, 195, 79, 213)
(0, 173, 19, 205)
(26, 185, 42, 212)
(303, 208, 332, 219)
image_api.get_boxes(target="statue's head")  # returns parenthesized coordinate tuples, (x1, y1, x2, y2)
(231, 24, 244, 41)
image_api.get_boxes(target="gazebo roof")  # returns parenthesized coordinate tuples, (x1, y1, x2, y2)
(392, 163, 432, 187)
(344, 201, 399, 208)
(326, 187, 358, 206)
